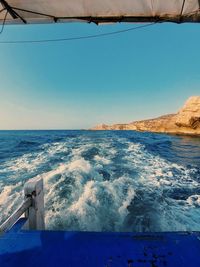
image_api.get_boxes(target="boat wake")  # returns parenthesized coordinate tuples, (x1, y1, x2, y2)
(0, 131, 199, 231)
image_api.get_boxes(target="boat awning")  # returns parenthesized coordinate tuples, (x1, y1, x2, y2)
(0, 0, 200, 25)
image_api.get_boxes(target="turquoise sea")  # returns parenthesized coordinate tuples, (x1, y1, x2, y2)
(0, 130, 200, 232)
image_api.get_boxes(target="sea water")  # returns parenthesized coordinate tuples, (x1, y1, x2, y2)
(0, 130, 199, 232)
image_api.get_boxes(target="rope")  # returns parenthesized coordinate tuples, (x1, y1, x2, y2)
(0, 10, 8, 35)
(179, 0, 186, 22)
(0, 22, 156, 44)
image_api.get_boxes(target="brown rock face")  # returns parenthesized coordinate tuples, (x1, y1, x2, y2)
(92, 124, 110, 130)
(91, 96, 200, 135)
(175, 96, 200, 129)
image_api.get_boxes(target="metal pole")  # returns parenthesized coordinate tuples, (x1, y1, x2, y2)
(0, 197, 31, 233)
(24, 177, 45, 230)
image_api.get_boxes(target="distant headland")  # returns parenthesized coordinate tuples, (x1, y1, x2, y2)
(91, 96, 200, 135)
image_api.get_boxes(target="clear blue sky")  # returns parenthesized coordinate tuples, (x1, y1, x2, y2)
(0, 22, 199, 129)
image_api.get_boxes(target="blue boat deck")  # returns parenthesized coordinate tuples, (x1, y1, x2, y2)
(0, 219, 200, 267)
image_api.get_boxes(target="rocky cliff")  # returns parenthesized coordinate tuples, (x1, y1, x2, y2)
(91, 96, 200, 135)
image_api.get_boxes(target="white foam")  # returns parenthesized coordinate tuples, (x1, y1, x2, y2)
(4, 141, 69, 174)
(122, 140, 200, 231)
(186, 195, 200, 206)
(0, 134, 199, 232)
(46, 176, 136, 231)
(0, 182, 23, 225)
(41, 139, 200, 231)
(68, 158, 92, 173)
(94, 155, 111, 165)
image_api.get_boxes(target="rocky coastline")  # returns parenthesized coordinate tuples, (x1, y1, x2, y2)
(91, 96, 200, 135)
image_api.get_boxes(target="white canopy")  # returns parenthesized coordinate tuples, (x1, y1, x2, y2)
(0, 0, 200, 24)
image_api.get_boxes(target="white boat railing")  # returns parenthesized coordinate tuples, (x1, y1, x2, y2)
(0, 176, 45, 233)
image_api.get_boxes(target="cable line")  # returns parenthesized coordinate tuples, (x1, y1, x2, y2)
(0, 10, 8, 35)
(0, 22, 156, 44)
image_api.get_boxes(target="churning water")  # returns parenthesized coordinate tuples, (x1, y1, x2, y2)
(0, 130, 200, 232)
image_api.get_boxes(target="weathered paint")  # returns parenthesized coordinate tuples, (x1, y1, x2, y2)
(0, 198, 31, 233)
(0, 177, 45, 233)
(0, 218, 200, 267)
(24, 176, 45, 230)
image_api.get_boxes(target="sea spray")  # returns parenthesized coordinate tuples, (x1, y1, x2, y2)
(0, 130, 199, 231)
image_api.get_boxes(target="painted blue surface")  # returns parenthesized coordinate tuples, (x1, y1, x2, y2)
(0, 219, 200, 267)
